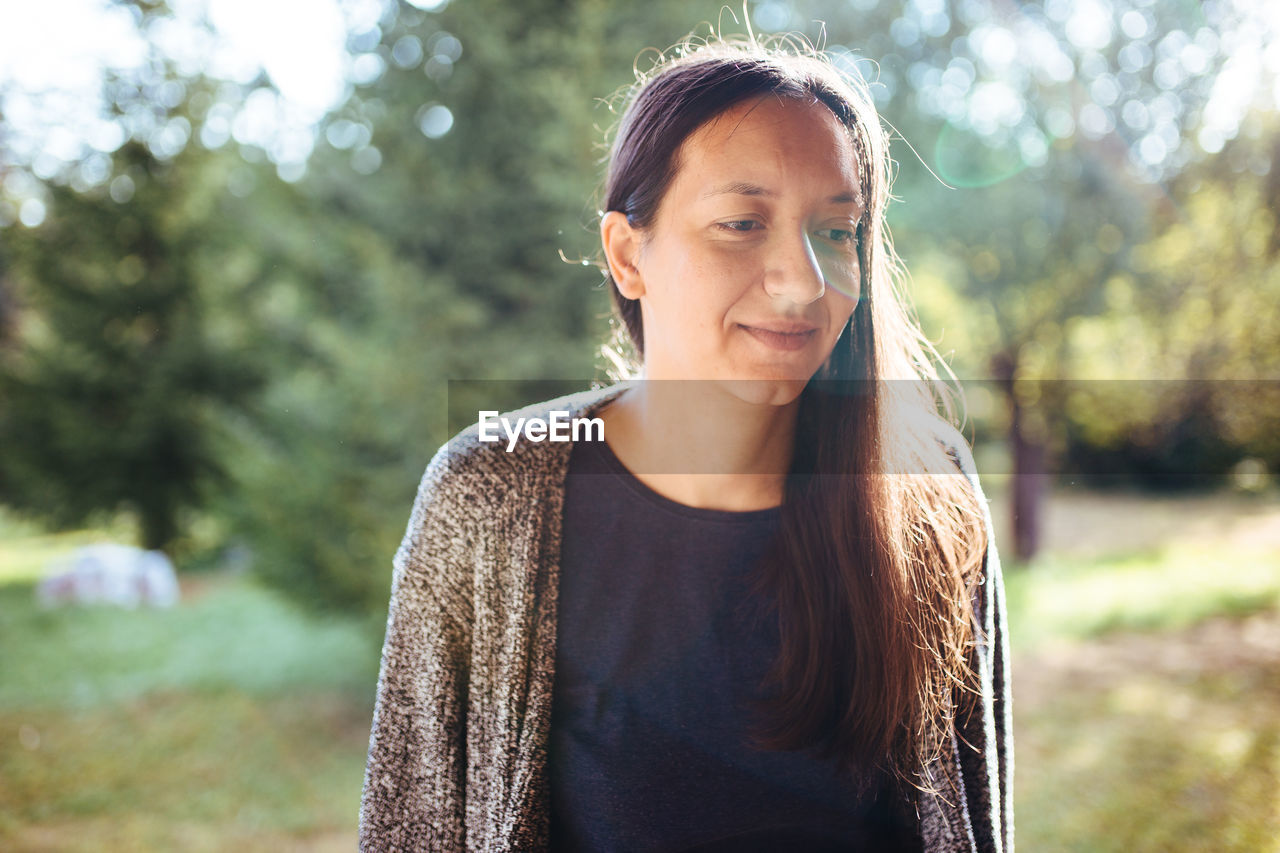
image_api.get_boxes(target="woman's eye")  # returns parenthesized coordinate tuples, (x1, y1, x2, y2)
(817, 228, 856, 244)
(717, 220, 761, 233)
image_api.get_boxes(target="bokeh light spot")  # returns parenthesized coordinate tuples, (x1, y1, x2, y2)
(1066, 0, 1113, 51)
(1120, 10, 1149, 40)
(351, 145, 382, 175)
(109, 174, 136, 204)
(325, 119, 362, 150)
(392, 36, 424, 70)
(19, 198, 47, 228)
(1078, 104, 1115, 139)
(428, 33, 462, 63)
(417, 104, 454, 139)
(753, 1, 791, 32)
(350, 53, 386, 86)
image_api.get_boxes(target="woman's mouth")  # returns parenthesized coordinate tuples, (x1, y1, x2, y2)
(738, 323, 819, 352)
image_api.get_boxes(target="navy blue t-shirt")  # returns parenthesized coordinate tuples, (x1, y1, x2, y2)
(548, 437, 922, 852)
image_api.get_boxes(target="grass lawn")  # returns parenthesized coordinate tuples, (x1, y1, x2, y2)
(1002, 488, 1280, 853)
(0, 544, 381, 851)
(1, 491, 1278, 850)
(1014, 609, 1280, 852)
(1, 689, 370, 851)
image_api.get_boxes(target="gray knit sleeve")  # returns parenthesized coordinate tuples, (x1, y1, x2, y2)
(952, 437, 1015, 853)
(359, 441, 480, 851)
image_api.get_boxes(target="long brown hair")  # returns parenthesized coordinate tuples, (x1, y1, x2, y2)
(599, 35, 989, 787)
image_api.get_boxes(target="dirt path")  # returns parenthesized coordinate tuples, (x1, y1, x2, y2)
(1015, 606, 1280, 711)
(985, 487, 1280, 560)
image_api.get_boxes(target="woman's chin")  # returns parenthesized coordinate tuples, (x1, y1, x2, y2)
(719, 375, 811, 407)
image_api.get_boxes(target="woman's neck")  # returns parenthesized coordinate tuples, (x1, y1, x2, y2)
(598, 380, 798, 512)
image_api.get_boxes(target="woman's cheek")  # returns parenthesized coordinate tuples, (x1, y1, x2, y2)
(818, 255, 860, 301)
(709, 251, 763, 300)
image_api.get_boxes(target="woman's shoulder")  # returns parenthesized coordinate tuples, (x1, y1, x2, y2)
(418, 382, 629, 507)
(395, 384, 630, 591)
(924, 414, 981, 485)
(895, 407, 982, 488)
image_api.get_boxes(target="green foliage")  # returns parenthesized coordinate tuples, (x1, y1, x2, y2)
(1052, 124, 1280, 481)
(788, 0, 1278, 491)
(2, 0, 1277, 605)
(205, 177, 451, 619)
(0, 140, 266, 550)
(221, 0, 731, 619)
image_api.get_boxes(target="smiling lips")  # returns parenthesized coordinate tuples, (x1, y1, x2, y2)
(737, 322, 819, 352)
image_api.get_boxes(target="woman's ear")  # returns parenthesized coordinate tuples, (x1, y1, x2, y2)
(601, 210, 645, 300)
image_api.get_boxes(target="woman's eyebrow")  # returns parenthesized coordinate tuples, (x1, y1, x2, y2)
(701, 181, 776, 199)
(701, 181, 863, 206)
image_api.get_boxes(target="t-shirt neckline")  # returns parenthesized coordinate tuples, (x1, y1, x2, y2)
(577, 436, 784, 525)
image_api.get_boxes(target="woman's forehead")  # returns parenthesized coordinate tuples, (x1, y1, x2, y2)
(671, 96, 864, 205)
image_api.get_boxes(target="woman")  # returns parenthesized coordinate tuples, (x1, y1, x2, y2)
(360, 35, 1012, 853)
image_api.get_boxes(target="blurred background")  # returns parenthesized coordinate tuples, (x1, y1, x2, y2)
(0, 0, 1277, 849)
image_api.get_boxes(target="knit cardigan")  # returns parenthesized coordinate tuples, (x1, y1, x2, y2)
(359, 384, 1014, 852)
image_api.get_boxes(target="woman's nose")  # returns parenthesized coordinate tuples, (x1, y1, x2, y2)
(762, 231, 825, 305)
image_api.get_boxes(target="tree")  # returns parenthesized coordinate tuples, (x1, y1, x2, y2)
(220, 0, 740, 619)
(1057, 113, 1280, 483)
(773, 0, 1275, 558)
(0, 137, 265, 550)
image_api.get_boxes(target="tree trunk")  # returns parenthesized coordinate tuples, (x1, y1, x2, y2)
(993, 351, 1047, 562)
(1009, 396, 1046, 562)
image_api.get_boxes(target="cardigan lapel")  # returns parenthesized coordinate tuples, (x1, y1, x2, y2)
(918, 732, 979, 852)
(491, 385, 631, 850)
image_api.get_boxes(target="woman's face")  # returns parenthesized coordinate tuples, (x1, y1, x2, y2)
(605, 95, 864, 406)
